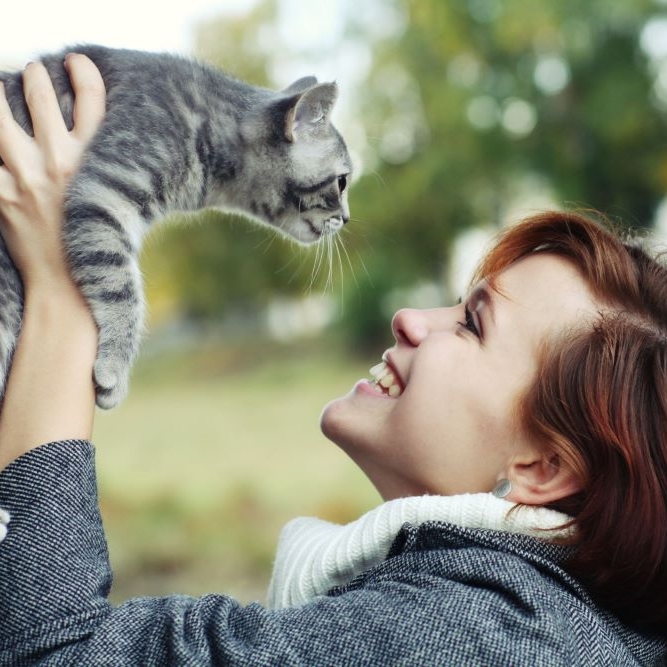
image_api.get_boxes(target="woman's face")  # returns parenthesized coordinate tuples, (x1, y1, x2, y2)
(320, 253, 602, 500)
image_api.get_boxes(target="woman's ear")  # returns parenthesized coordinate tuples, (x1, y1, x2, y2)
(503, 452, 581, 506)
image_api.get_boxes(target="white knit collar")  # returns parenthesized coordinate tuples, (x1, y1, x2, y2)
(267, 493, 572, 609)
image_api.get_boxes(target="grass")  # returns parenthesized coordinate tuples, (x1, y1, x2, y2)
(93, 335, 380, 604)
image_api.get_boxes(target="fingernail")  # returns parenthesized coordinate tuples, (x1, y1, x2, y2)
(24, 61, 34, 70)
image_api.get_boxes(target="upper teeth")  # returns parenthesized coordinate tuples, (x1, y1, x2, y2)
(369, 361, 402, 397)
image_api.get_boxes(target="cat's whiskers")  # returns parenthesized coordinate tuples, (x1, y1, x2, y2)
(308, 233, 326, 293)
(256, 226, 281, 255)
(297, 196, 329, 290)
(325, 232, 334, 294)
(336, 220, 374, 288)
(333, 234, 345, 301)
(319, 234, 328, 293)
(336, 232, 358, 291)
(368, 168, 388, 190)
(321, 233, 331, 293)
(354, 247, 374, 287)
(280, 249, 310, 286)
(276, 224, 354, 302)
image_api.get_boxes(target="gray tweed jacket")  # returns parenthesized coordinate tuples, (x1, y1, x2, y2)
(0, 440, 665, 666)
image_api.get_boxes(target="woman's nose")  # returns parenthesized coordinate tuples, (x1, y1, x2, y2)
(391, 308, 430, 346)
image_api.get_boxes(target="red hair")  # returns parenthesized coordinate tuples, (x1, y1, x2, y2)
(474, 211, 667, 632)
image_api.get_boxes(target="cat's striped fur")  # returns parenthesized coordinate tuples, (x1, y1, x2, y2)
(0, 45, 352, 409)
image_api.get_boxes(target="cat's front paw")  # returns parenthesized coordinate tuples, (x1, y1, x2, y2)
(94, 357, 129, 409)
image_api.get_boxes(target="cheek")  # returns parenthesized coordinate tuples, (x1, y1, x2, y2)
(395, 367, 517, 450)
(385, 393, 460, 461)
(470, 378, 529, 449)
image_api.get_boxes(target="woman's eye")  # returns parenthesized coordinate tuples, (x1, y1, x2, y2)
(460, 305, 480, 338)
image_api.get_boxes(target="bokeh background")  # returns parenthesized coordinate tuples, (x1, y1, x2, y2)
(3, 0, 667, 603)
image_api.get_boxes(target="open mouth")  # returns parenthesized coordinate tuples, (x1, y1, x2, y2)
(368, 360, 403, 398)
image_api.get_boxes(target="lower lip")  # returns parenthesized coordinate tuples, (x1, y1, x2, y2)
(354, 379, 393, 399)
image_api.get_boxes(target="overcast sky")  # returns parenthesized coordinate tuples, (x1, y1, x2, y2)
(0, 0, 258, 66)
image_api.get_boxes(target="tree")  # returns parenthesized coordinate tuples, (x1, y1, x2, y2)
(338, 0, 667, 347)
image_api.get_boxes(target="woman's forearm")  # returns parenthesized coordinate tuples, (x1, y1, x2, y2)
(0, 57, 105, 471)
(0, 283, 97, 470)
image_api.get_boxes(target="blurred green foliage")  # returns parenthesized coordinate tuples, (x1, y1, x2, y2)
(142, 0, 667, 348)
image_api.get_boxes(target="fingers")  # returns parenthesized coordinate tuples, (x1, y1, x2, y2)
(66, 54, 106, 143)
(22, 62, 68, 148)
(0, 54, 105, 211)
(0, 81, 28, 176)
(0, 168, 19, 210)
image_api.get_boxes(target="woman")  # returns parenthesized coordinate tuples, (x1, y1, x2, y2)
(0, 56, 665, 666)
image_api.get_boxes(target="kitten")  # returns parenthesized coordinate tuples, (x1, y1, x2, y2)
(0, 45, 352, 409)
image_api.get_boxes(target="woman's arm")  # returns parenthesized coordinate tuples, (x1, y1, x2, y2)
(0, 55, 106, 470)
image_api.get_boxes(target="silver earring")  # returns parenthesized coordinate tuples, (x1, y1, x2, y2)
(492, 479, 512, 499)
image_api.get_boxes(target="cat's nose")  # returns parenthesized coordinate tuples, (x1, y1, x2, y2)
(342, 213, 350, 224)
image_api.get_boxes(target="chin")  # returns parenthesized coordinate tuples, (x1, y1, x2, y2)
(319, 397, 344, 443)
(321, 394, 382, 464)
(275, 217, 320, 245)
(319, 392, 360, 448)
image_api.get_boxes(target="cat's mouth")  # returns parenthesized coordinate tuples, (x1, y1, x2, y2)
(303, 216, 345, 240)
(323, 218, 345, 234)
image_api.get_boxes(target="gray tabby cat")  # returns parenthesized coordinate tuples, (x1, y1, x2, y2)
(0, 45, 352, 409)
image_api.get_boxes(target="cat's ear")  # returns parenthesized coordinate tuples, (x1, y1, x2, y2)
(281, 76, 318, 96)
(284, 82, 339, 142)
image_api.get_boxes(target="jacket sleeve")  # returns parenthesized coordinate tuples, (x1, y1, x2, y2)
(0, 441, 112, 653)
(0, 441, 453, 666)
(0, 440, 596, 667)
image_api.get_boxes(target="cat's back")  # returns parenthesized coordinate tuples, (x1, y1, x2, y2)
(0, 46, 254, 133)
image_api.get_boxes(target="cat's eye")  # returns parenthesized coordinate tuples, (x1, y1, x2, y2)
(338, 175, 348, 193)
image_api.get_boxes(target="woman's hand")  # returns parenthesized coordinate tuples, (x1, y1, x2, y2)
(0, 55, 106, 470)
(0, 56, 105, 290)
